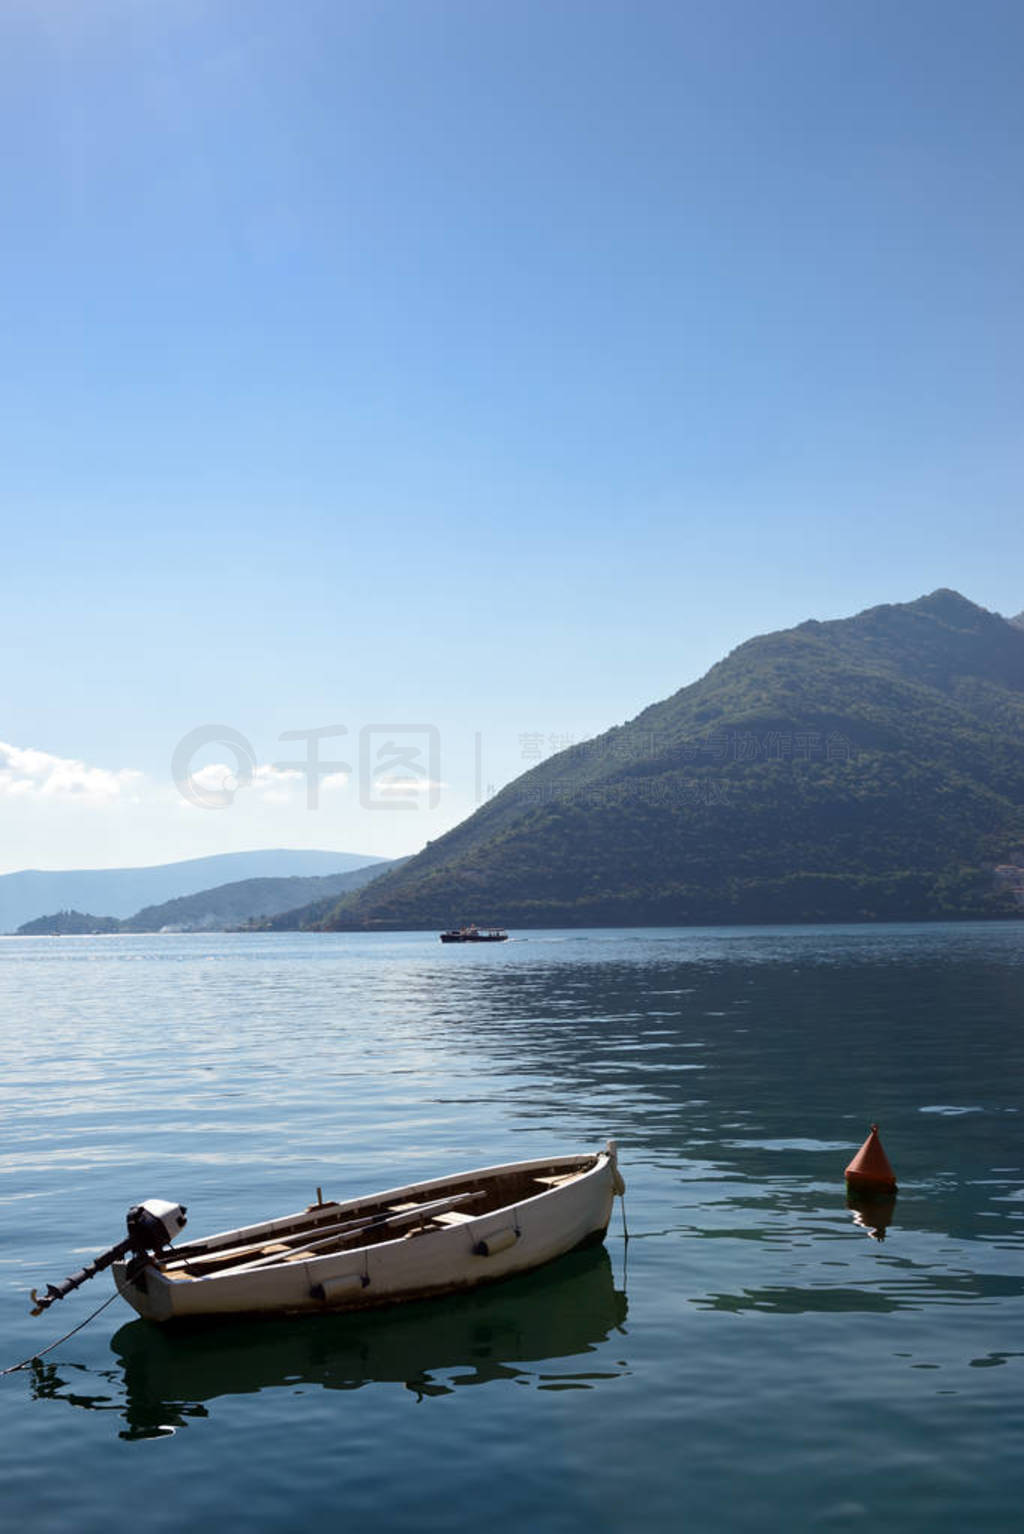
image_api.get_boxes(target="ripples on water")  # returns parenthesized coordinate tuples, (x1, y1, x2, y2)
(1, 924, 1022, 1532)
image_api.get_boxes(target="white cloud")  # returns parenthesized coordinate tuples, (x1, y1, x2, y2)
(251, 763, 307, 805)
(319, 771, 350, 792)
(175, 760, 310, 810)
(0, 740, 144, 804)
(372, 778, 446, 794)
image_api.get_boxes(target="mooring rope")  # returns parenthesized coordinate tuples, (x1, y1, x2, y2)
(1, 1290, 120, 1377)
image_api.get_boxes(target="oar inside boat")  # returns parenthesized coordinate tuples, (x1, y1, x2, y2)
(29, 1198, 187, 1315)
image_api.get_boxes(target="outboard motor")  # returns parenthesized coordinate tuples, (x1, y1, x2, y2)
(30, 1199, 187, 1315)
(125, 1199, 187, 1255)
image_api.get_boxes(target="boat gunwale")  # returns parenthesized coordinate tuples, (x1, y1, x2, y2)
(154, 1151, 607, 1279)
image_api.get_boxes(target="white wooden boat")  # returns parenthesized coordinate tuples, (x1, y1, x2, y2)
(110, 1143, 624, 1324)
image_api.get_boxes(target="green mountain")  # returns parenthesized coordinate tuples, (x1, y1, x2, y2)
(289, 590, 1024, 930)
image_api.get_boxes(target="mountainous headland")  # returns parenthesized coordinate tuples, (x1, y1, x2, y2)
(13, 861, 400, 936)
(269, 590, 1024, 931)
(1, 849, 386, 934)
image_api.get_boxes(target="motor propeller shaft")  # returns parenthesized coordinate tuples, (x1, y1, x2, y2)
(31, 1239, 132, 1315)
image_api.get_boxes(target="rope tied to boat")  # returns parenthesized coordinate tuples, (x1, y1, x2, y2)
(1, 1290, 121, 1377)
(605, 1139, 629, 1243)
(605, 1139, 626, 1197)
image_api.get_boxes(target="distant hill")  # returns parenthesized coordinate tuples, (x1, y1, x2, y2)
(281, 590, 1024, 930)
(123, 860, 399, 931)
(16, 910, 122, 936)
(262, 859, 411, 931)
(14, 861, 399, 936)
(0, 849, 385, 933)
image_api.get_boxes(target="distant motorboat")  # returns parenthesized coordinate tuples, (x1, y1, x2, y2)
(439, 925, 508, 943)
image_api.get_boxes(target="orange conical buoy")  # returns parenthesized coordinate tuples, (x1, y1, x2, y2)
(844, 1123, 897, 1195)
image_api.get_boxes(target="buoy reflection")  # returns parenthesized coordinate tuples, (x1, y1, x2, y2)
(846, 1190, 897, 1243)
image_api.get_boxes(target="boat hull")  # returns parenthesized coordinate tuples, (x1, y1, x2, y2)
(113, 1149, 620, 1325)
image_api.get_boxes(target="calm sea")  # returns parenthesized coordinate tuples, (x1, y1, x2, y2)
(1, 925, 1022, 1532)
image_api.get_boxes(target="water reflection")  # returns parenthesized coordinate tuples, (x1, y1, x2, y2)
(847, 1190, 898, 1242)
(30, 1247, 628, 1439)
(414, 944, 1024, 1243)
(692, 1256, 1024, 1315)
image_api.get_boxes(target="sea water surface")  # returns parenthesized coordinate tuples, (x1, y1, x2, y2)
(0, 924, 1022, 1532)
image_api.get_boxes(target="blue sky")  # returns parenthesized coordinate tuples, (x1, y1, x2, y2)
(1, 0, 1022, 871)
